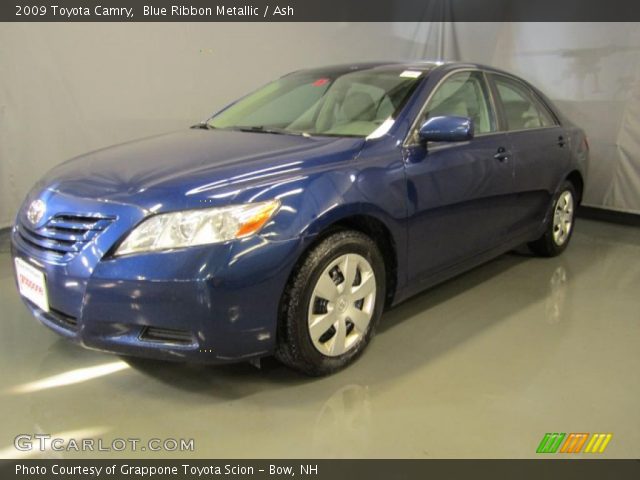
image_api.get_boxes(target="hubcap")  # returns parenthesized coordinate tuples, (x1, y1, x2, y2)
(552, 190, 574, 246)
(307, 253, 376, 357)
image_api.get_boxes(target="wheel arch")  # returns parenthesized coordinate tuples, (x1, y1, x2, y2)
(329, 214, 398, 308)
(288, 209, 401, 310)
(565, 170, 584, 204)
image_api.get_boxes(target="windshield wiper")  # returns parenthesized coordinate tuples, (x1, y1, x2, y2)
(234, 126, 287, 135)
(191, 122, 215, 130)
(230, 126, 308, 136)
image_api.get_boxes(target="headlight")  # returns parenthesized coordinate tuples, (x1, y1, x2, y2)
(115, 200, 280, 256)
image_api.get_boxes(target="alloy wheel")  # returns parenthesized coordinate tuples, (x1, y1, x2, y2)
(552, 190, 574, 246)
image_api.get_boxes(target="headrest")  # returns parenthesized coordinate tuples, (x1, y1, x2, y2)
(342, 92, 376, 121)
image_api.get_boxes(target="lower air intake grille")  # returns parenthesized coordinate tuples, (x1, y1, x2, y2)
(46, 308, 79, 331)
(139, 327, 194, 345)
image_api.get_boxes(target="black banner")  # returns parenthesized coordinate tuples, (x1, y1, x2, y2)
(3, 0, 640, 22)
(1, 460, 640, 480)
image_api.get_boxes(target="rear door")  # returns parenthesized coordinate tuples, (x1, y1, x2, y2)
(403, 70, 516, 287)
(488, 74, 571, 235)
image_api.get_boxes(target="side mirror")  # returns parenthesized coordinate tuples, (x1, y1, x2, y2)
(418, 115, 474, 143)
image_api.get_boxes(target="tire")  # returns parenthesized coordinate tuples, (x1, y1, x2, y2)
(529, 181, 577, 257)
(276, 230, 386, 376)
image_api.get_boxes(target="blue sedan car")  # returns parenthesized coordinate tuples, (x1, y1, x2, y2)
(12, 62, 588, 375)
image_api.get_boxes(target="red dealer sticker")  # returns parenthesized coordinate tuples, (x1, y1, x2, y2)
(312, 78, 330, 87)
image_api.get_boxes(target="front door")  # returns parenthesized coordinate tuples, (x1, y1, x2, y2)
(404, 70, 516, 288)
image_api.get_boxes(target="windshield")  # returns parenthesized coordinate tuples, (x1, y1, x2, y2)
(207, 68, 424, 137)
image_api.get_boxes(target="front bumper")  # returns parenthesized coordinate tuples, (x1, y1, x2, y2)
(11, 193, 302, 363)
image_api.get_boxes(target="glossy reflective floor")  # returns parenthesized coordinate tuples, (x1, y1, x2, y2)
(0, 219, 638, 459)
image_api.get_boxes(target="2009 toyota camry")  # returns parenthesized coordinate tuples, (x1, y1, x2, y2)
(12, 61, 588, 375)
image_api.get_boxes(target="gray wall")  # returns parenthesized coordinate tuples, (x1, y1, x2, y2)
(2, 22, 640, 228)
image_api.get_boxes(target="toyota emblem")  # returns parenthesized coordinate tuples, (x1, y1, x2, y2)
(27, 199, 46, 225)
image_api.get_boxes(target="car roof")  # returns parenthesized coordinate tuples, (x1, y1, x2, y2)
(288, 61, 515, 78)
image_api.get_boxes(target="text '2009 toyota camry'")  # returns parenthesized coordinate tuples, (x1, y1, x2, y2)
(12, 61, 588, 375)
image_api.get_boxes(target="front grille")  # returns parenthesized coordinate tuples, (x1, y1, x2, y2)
(139, 327, 194, 346)
(18, 214, 113, 259)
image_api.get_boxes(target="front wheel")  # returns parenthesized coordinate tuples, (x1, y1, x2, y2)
(276, 230, 386, 376)
(529, 181, 577, 257)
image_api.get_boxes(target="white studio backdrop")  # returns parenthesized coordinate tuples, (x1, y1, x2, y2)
(1, 22, 639, 228)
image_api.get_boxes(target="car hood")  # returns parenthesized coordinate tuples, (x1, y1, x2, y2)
(40, 129, 364, 210)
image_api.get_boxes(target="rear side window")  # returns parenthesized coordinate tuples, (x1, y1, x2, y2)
(492, 75, 557, 130)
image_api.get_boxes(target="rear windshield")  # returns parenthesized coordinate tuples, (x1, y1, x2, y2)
(207, 68, 424, 137)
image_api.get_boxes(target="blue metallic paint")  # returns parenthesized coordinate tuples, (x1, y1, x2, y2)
(418, 115, 474, 143)
(11, 62, 587, 363)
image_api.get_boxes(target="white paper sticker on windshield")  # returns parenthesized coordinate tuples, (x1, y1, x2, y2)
(400, 70, 422, 78)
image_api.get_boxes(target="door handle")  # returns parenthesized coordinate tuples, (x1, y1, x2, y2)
(494, 147, 509, 162)
(557, 135, 566, 147)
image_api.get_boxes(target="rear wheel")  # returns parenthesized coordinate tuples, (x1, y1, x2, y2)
(276, 230, 386, 376)
(529, 181, 577, 257)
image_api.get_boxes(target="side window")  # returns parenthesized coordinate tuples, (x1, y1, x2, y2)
(493, 76, 557, 130)
(417, 71, 496, 140)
